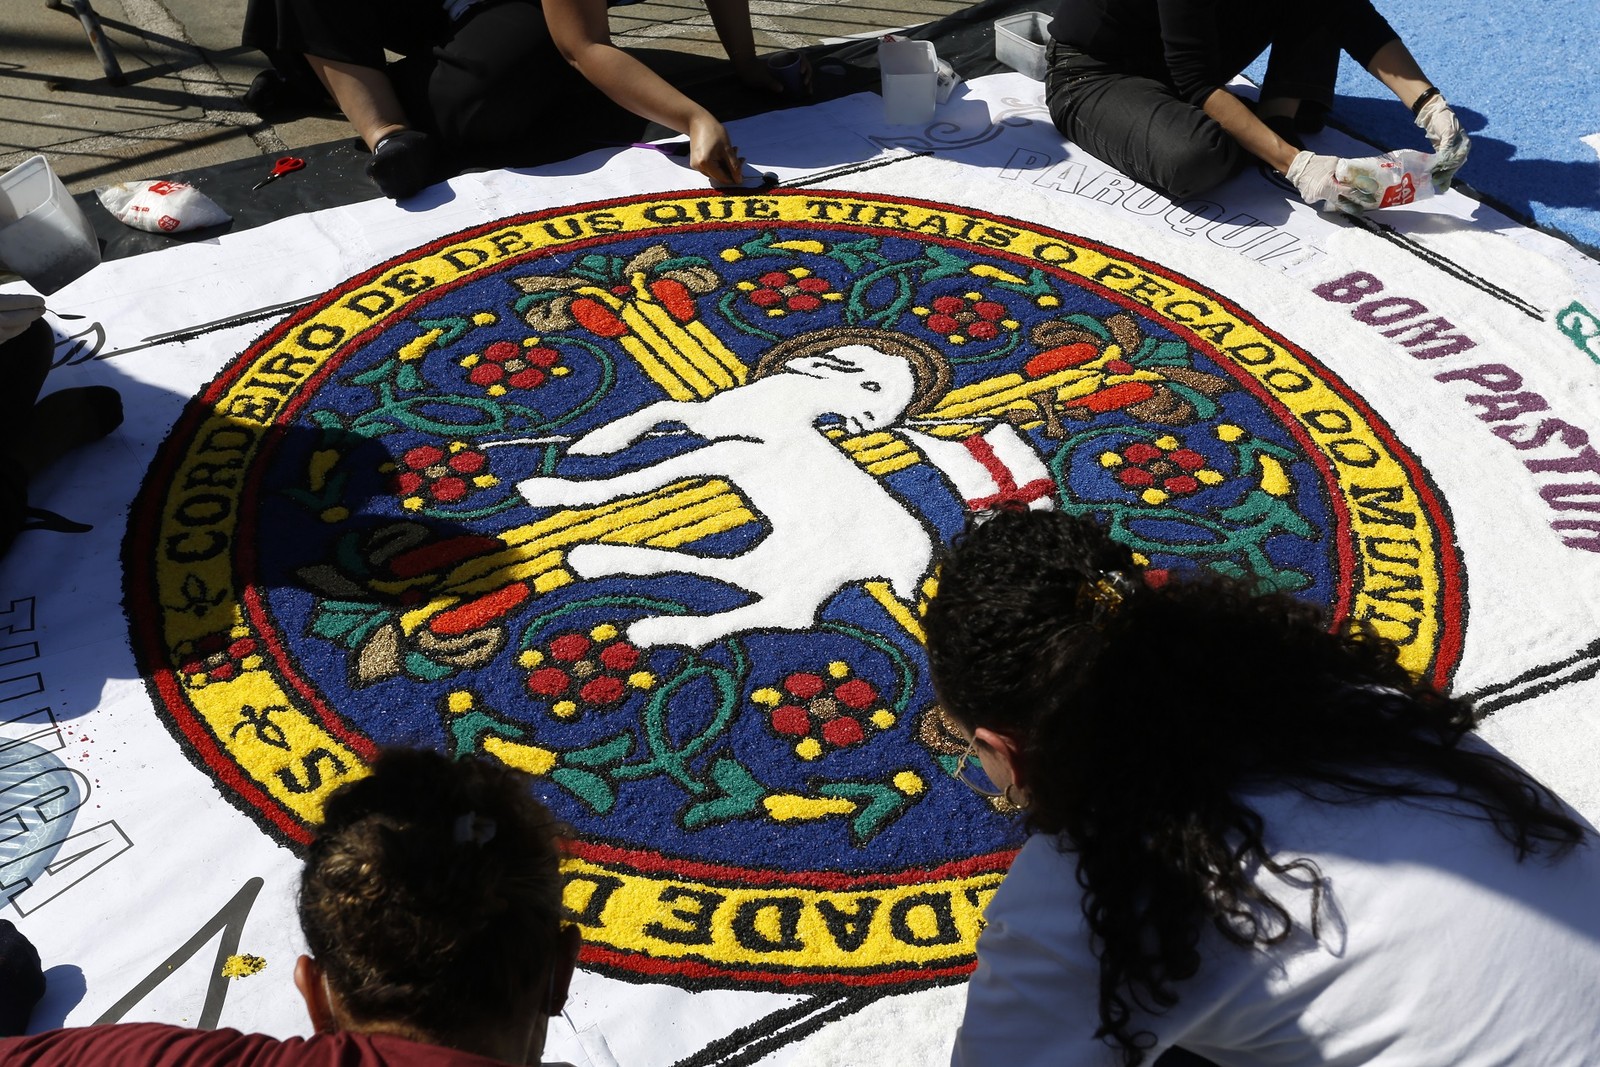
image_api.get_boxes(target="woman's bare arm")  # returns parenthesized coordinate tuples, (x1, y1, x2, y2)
(1200, 88, 1300, 174)
(544, 0, 743, 184)
(702, 0, 780, 91)
(1365, 38, 1432, 109)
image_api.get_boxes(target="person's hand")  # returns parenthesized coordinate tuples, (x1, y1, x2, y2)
(0, 293, 47, 347)
(733, 51, 812, 98)
(1415, 92, 1470, 192)
(730, 52, 783, 94)
(688, 112, 744, 186)
(1285, 151, 1368, 215)
(779, 52, 814, 97)
(0, 919, 45, 1037)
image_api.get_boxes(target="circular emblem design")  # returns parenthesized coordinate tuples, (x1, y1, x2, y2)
(125, 191, 1461, 991)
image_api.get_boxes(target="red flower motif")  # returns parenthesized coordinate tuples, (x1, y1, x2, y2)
(527, 667, 572, 697)
(599, 641, 640, 671)
(821, 717, 864, 747)
(738, 268, 841, 317)
(770, 705, 811, 736)
(784, 672, 826, 700)
(1100, 436, 1222, 506)
(389, 442, 498, 510)
(462, 340, 563, 396)
(519, 624, 654, 719)
(833, 678, 876, 710)
(752, 663, 897, 759)
(549, 633, 591, 662)
(579, 675, 625, 704)
(176, 627, 263, 686)
(915, 292, 1017, 344)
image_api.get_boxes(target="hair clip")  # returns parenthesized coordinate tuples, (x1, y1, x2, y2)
(1079, 570, 1136, 622)
(453, 811, 497, 846)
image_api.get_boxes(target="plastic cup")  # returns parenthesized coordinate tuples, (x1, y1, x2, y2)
(765, 50, 808, 97)
(878, 39, 938, 125)
(0, 156, 100, 296)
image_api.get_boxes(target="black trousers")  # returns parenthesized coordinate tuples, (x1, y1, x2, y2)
(243, 0, 637, 165)
(0, 321, 54, 558)
(1044, 0, 1398, 199)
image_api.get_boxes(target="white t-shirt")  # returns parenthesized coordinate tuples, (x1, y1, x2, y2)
(953, 769, 1600, 1065)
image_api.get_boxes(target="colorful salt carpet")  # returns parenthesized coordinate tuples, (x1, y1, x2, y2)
(3, 73, 1599, 1067)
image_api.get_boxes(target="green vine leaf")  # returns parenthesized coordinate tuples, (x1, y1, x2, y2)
(564, 732, 636, 768)
(1167, 382, 1220, 420)
(922, 245, 972, 280)
(825, 237, 887, 273)
(395, 361, 425, 393)
(413, 315, 476, 348)
(550, 768, 616, 814)
(817, 782, 914, 845)
(681, 758, 765, 830)
(402, 651, 455, 682)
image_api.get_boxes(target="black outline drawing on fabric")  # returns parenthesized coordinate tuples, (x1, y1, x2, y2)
(1255, 154, 1544, 321)
(48, 317, 105, 368)
(868, 98, 1045, 155)
(668, 989, 879, 1067)
(0, 739, 80, 906)
(95, 877, 264, 1029)
(1465, 636, 1600, 718)
(784, 151, 934, 190)
(1348, 214, 1544, 320)
(55, 297, 319, 366)
(2, 615, 135, 918)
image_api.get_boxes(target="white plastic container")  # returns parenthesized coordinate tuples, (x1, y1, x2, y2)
(879, 39, 938, 125)
(995, 11, 1051, 81)
(0, 155, 101, 295)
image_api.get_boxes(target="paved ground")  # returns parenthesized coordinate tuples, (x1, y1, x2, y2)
(11, 0, 1593, 257)
(2, 0, 970, 194)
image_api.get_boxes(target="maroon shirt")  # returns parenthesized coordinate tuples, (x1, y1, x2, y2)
(0, 1024, 522, 1066)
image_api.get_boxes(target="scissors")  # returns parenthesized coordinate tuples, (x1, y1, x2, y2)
(252, 156, 306, 191)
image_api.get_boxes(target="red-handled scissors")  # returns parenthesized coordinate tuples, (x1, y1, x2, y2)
(252, 156, 306, 191)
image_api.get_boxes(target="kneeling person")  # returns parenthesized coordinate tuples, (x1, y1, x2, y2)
(0, 748, 580, 1066)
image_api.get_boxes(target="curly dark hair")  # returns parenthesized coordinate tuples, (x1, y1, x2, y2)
(923, 508, 1584, 1065)
(298, 748, 566, 1044)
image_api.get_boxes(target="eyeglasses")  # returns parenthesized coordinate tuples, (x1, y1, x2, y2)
(950, 736, 1005, 798)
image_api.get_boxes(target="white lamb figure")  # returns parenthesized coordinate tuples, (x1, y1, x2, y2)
(517, 329, 951, 649)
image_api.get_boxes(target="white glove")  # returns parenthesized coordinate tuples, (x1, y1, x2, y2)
(0, 293, 46, 346)
(1415, 92, 1469, 192)
(1285, 151, 1367, 215)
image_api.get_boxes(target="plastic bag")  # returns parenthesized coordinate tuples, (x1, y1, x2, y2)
(1336, 149, 1438, 210)
(96, 180, 231, 234)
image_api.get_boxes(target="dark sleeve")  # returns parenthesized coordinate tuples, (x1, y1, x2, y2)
(0, 920, 45, 1037)
(1155, 0, 1228, 105)
(0, 1023, 310, 1066)
(1339, 0, 1400, 70)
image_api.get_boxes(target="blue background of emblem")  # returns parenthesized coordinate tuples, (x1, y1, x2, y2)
(248, 214, 1338, 873)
